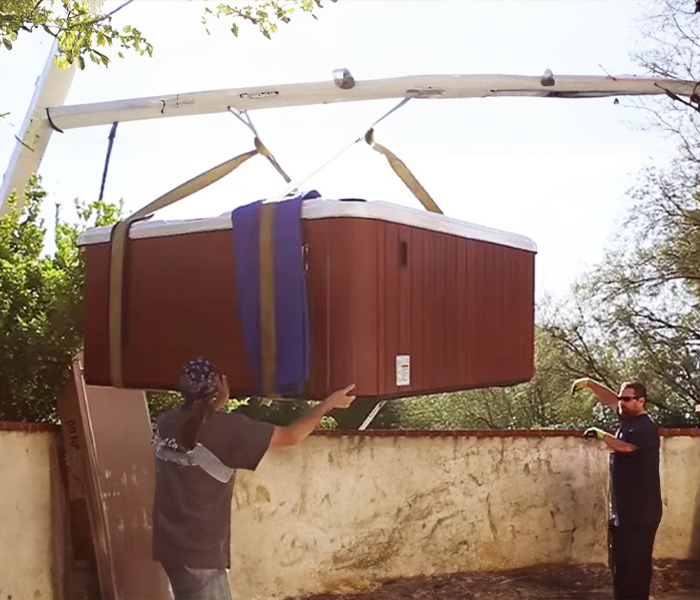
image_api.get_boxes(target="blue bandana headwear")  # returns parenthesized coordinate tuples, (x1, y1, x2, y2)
(180, 357, 217, 404)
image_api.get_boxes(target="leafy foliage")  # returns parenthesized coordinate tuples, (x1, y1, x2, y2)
(1, 0, 327, 72)
(1, 0, 152, 69)
(539, 158, 700, 428)
(628, 1, 700, 161)
(146, 391, 337, 429)
(203, 0, 324, 39)
(0, 176, 120, 422)
(146, 390, 255, 424)
(531, 0, 700, 429)
(234, 397, 337, 429)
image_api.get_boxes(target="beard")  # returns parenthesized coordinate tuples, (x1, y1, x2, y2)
(618, 405, 632, 420)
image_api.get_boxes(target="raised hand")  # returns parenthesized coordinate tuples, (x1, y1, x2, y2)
(571, 377, 593, 396)
(325, 384, 357, 409)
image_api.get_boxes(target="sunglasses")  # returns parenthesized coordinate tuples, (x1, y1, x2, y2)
(618, 395, 642, 402)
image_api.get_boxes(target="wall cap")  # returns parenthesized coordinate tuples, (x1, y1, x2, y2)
(0, 421, 59, 433)
(313, 428, 700, 438)
(1, 421, 697, 438)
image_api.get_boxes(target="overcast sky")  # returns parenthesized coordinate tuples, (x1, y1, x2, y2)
(0, 0, 680, 301)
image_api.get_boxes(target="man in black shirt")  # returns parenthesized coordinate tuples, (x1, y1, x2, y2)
(152, 357, 356, 600)
(572, 378, 662, 600)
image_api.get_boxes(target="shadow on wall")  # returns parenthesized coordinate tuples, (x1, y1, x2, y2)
(688, 448, 700, 560)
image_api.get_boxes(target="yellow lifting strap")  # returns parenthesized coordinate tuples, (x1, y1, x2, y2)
(258, 202, 277, 397)
(364, 128, 443, 215)
(108, 137, 274, 388)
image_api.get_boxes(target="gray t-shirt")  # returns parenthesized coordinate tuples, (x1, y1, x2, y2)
(152, 408, 274, 568)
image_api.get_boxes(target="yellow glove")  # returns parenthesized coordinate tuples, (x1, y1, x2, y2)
(583, 427, 606, 440)
(571, 377, 593, 395)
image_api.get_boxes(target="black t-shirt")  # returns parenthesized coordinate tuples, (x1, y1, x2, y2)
(152, 408, 274, 568)
(609, 413, 662, 526)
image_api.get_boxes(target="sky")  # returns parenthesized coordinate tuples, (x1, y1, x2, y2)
(0, 0, 681, 302)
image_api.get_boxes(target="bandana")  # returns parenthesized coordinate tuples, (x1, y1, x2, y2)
(180, 357, 217, 403)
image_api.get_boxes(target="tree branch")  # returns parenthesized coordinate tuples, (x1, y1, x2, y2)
(58, 0, 136, 32)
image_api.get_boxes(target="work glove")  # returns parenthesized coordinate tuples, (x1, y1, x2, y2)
(571, 377, 593, 395)
(583, 427, 606, 440)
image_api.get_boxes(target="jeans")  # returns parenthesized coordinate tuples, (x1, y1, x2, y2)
(163, 565, 233, 600)
(608, 521, 660, 600)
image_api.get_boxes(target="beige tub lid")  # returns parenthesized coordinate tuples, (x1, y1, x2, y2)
(77, 198, 537, 253)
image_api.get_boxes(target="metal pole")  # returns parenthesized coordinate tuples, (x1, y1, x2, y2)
(358, 400, 387, 431)
(0, 39, 76, 214)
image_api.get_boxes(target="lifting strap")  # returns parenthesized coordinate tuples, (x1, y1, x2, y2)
(232, 191, 316, 398)
(364, 127, 443, 215)
(258, 202, 277, 396)
(276, 97, 443, 217)
(108, 137, 275, 388)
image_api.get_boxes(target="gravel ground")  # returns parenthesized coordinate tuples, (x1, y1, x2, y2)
(293, 559, 700, 600)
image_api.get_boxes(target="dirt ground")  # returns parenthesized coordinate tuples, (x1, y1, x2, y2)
(295, 559, 700, 600)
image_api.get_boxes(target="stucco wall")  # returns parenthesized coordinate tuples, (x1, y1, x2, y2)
(1, 427, 698, 600)
(229, 431, 700, 600)
(0, 426, 58, 600)
(658, 435, 700, 559)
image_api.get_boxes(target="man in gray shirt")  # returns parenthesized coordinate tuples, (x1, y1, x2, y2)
(152, 357, 356, 600)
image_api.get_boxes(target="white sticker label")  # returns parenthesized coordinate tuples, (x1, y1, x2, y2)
(396, 355, 410, 386)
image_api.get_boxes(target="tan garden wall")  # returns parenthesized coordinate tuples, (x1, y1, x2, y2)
(0, 424, 60, 600)
(0, 425, 698, 600)
(229, 431, 700, 600)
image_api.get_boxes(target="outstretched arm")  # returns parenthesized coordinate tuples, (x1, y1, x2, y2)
(270, 384, 356, 448)
(571, 377, 618, 410)
(583, 427, 637, 453)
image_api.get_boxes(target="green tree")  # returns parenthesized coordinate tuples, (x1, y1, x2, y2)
(0, 175, 120, 422)
(147, 389, 252, 423)
(630, 0, 700, 151)
(1, 0, 327, 71)
(146, 391, 338, 429)
(540, 157, 700, 428)
(1, 0, 152, 69)
(521, 0, 700, 429)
